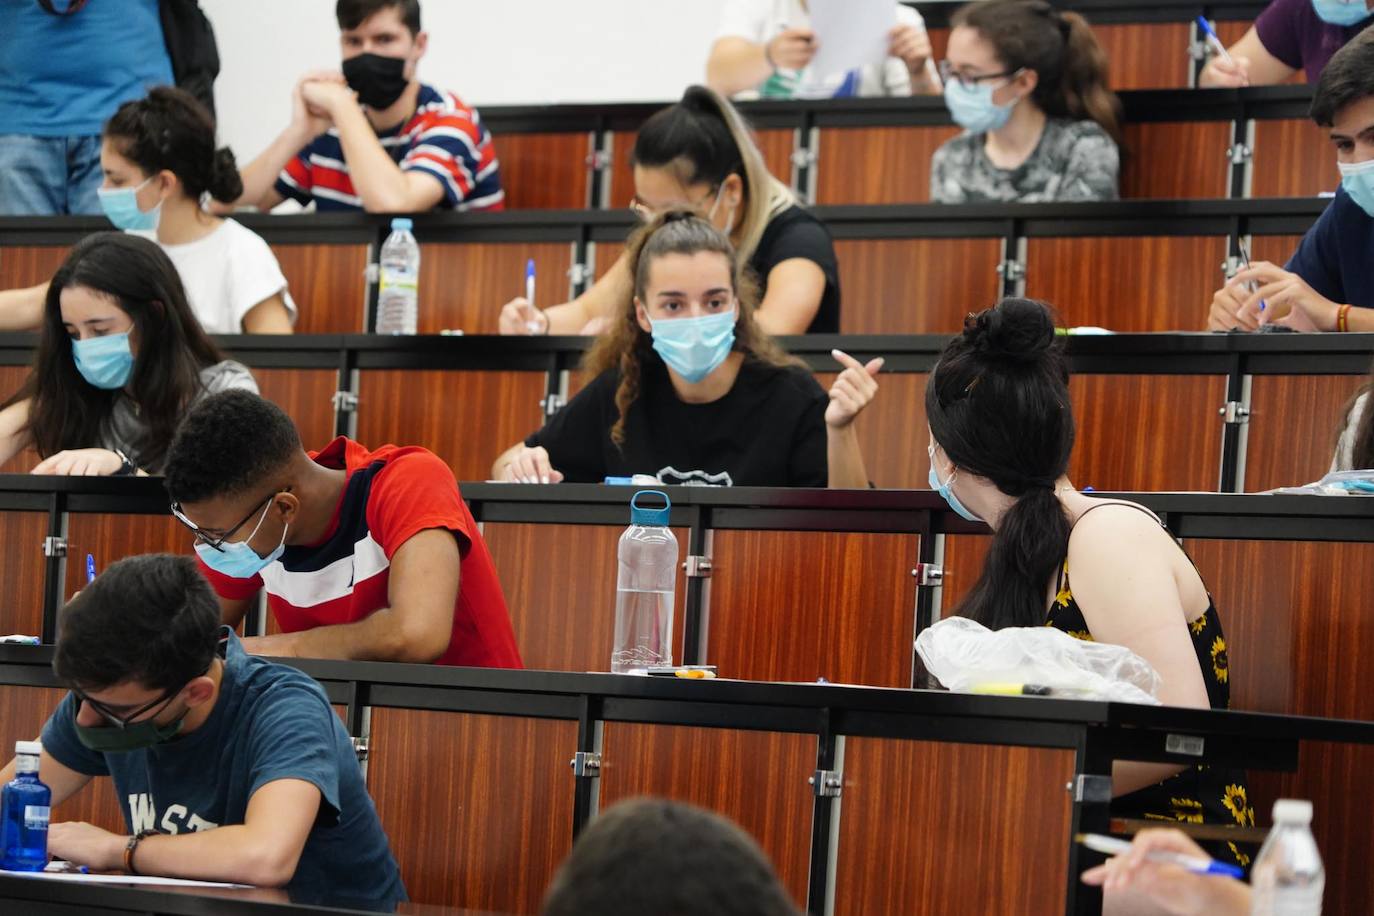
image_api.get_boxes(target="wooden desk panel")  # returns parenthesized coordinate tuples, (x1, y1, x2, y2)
(707, 529, 918, 688)
(1069, 374, 1226, 492)
(607, 129, 795, 210)
(0, 364, 36, 474)
(0, 245, 68, 291)
(0, 512, 50, 637)
(270, 243, 369, 335)
(937, 534, 992, 622)
(63, 514, 192, 599)
(252, 368, 339, 453)
(815, 370, 929, 490)
(833, 739, 1074, 916)
(492, 132, 592, 210)
(598, 723, 815, 909)
(1250, 234, 1306, 267)
(355, 370, 548, 483)
(813, 126, 959, 206)
(591, 239, 626, 283)
(1024, 235, 1226, 332)
(1251, 120, 1339, 198)
(415, 241, 575, 335)
(482, 521, 688, 672)
(1096, 23, 1192, 90)
(833, 238, 1003, 333)
(367, 708, 577, 913)
(1121, 121, 1232, 199)
(0, 685, 124, 833)
(1244, 375, 1359, 493)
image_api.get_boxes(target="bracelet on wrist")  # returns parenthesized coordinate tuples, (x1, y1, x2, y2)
(124, 829, 157, 875)
(1337, 303, 1352, 333)
(112, 449, 137, 477)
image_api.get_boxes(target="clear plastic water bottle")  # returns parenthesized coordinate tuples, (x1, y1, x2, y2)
(1251, 798, 1325, 915)
(611, 490, 677, 674)
(1, 740, 51, 871)
(376, 217, 419, 335)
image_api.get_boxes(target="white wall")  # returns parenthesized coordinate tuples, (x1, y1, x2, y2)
(203, 0, 727, 162)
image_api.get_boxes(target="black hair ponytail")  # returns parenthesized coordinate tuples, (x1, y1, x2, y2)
(925, 298, 1076, 629)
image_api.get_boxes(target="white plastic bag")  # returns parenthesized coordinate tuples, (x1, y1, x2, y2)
(915, 617, 1162, 704)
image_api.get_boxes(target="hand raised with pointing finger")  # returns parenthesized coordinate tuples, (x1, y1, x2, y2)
(826, 349, 883, 429)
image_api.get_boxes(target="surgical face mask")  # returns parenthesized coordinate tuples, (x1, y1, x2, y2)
(943, 78, 1017, 134)
(1312, 0, 1372, 26)
(194, 499, 288, 579)
(705, 185, 737, 234)
(1339, 157, 1374, 217)
(74, 694, 189, 753)
(649, 309, 737, 383)
(97, 176, 162, 232)
(72, 332, 134, 389)
(342, 52, 411, 109)
(927, 445, 982, 522)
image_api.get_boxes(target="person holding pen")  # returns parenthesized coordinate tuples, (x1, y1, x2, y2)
(493, 212, 879, 488)
(1081, 829, 1251, 914)
(1198, 0, 1374, 88)
(498, 85, 841, 337)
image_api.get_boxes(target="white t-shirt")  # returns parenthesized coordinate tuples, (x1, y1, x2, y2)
(717, 0, 925, 99)
(130, 219, 298, 334)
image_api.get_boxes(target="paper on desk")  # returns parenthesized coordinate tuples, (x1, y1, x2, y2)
(3, 868, 250, 888)
(807, 0, 894, 82)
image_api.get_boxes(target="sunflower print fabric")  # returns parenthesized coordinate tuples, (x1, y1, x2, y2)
(1046, 563, 1257, 869)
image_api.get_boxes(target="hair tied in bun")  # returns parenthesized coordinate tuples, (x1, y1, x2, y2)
(961, 298, 1057, 366)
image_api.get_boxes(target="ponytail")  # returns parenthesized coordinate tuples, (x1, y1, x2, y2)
(207, 147, 244, 204)
(1057, 11, 1123, 147)
(924, 298, 1076, 629)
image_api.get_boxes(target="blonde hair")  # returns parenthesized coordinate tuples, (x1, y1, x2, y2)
(631, 84, 796, 266)
(585, 211, 800, 448)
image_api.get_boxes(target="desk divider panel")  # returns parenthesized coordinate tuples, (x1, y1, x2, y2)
(0, 513, 52, 636)
(355, 369, 549, 483)
(1120, 122, 1233, 199)
(606, 129, 796, 210)
(252, 367, 340, 454)
(1243, 375, 1360, 493)
(0, 244, 69, 289)
(1096, 23, 1194, 90)
(415, 241, 576, 335)
(482, 522, 689, 673)
(1250, 120, 1340, 198)
(590, 239, 625, 283)
(269, 243, 370, 335)
(813, 126, 960, 206)
(814, 371, 929, 490)
(1187, 538, 1374, 916)
(0, 365, 36, 474)
(490, 132, 594, 211)
(366, 708, 578, 913)
(937, 534, 992, 620)
(1069, 375, 1227, 492)
(0, 685, 124, 834)
(832, 739, 1075, 916)
(832, 238, 1003, 333)
(62, 514, 191, 600)
(1249, 233, 1307, 266)
(597, 723, 816, 909)
(705, 529, 919, 688)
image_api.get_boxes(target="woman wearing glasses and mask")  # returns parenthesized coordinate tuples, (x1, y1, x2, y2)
(0, 233, 257, 476)
(499, 84, 840, 336)
(931, 0, 1122, 204)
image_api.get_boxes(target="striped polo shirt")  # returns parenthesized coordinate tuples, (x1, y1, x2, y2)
(274, 84, 504, 212)
(199, 438, 523, 669)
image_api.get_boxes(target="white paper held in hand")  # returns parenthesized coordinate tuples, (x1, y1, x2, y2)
(807, 0, 894, 82)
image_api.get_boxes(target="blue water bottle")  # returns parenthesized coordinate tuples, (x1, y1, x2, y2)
(1, 741, 51, 871)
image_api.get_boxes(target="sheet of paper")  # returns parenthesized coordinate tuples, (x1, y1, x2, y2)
(2, 868, 250, 888)
(807, 0, 894, 82)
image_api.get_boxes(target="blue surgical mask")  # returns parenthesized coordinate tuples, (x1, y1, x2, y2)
(649, 309, 737, 383)
(97, 176, 162, 232)
(928, 445, 981, 522)
(943, 79, 1017, 134)
(1312, 0, 1372, 26)
(1339, 158, 1374, 217)
(72, 333, 135, 389)
(195, 500, 288, 579)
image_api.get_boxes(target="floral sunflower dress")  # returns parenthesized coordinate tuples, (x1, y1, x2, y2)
(1045, 503, 1257, 868)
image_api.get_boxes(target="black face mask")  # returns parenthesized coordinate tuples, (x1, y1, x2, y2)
(342, 53, 410, 110)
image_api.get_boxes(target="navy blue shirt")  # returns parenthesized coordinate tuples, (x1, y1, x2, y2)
(1285, 187, 1374, 309)
(42, 630, 404, 904)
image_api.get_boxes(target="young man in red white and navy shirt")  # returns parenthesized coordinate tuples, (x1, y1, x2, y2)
(165, 390, 523, 669)
(232, 0, 503, 214)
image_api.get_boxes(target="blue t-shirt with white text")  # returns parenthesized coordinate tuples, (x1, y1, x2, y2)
(41, 629, 404, 904)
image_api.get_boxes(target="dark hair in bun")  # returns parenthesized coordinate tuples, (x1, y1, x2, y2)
(924, 297, 1075, 629)
(103, 86, 243, 204)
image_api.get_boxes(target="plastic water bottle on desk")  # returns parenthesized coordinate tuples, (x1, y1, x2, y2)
(1, 740, 50, 871)
(611, 490, 677, 674)
(1251, 798, 1324, 915)
(377, 217, 419, 334)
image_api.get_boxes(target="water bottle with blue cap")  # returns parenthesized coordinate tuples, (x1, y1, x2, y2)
(377, 217, 419, 334)
(611, 490, 677, 674)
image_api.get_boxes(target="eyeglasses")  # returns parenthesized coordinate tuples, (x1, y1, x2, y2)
(939, 60, 1022, 90)
(628, 185, 722, 223)
(170, 491, 277, 553)
(72, 686, 178, 729)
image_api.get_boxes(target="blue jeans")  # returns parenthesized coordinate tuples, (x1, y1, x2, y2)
(0, 134, 103, 215)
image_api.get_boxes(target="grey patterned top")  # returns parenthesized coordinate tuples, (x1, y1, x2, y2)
(930, 118, 1120, 204)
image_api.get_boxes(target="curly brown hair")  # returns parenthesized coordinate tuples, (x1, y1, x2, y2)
(584, 211, 799, 448)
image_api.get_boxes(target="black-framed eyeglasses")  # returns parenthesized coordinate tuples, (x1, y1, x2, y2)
(72, 686, 178, 729)
(938, 60, 1021, 89)
(170, 492, 275, 553)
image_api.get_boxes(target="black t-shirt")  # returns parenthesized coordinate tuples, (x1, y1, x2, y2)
(526, 355, 828, 487)
(751, 205, 841, 334)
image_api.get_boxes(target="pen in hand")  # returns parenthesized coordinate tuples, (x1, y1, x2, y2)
(1077, 832, 1245, 879)
(86, 554, 96, 584)
(523, 259, 543, 334)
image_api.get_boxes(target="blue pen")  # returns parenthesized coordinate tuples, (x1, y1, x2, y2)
(85, 554, 96, 584)
(1077, 833, 1246, 879)
(523, 259, 543, 334)
(1195, 17, 1234, 66)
